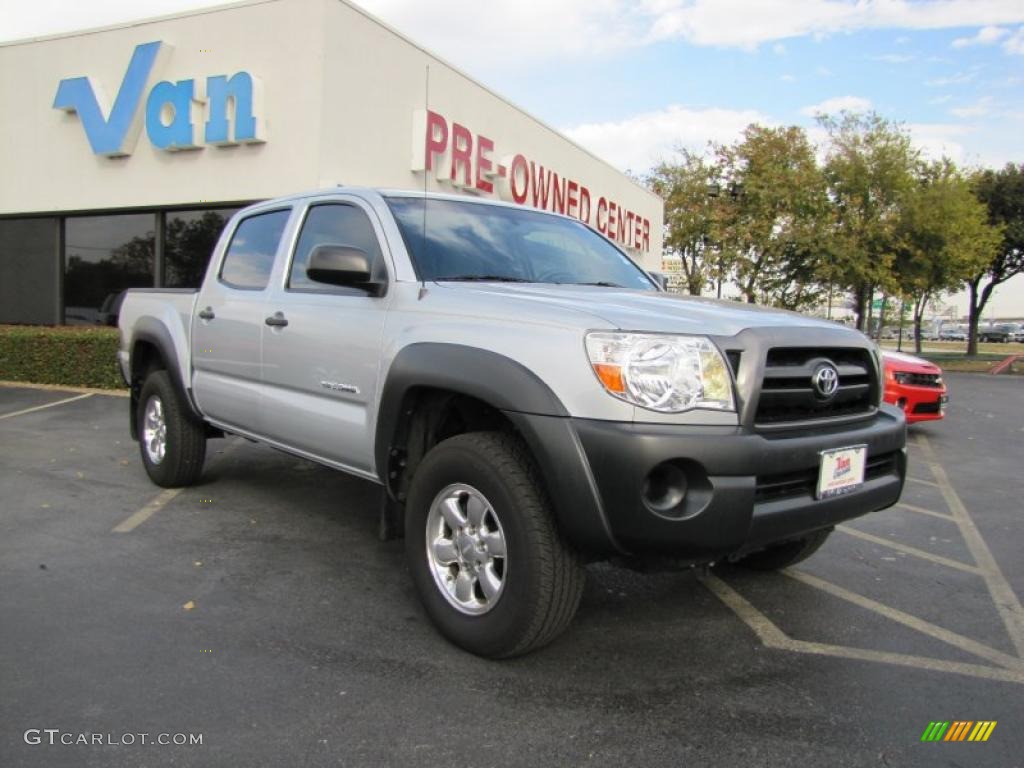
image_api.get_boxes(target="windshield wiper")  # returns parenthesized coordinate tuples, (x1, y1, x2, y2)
(571, 281, 625, 288)
(435, 275, 533, 283)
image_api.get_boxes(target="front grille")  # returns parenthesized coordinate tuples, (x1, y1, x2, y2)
(755, 347, 877, 426)
(913, 400, 942, 414)
(754, 451, 898, 503)
(894, 372, 942, 388)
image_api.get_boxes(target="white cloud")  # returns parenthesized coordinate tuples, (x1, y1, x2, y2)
(780, 74, 797, 82)
(870, 53, 914, 63)
(951, 25, 1008, 48)
(949, 97, 994, 118)
(644, 0, 1024, 49)
(926, 71, 976, 86)
(562, 104, 768, 173)
(1004, 26, 1024, 54)
(799, 95, 872, 116)
(929, 94, 953, 104)
(772, 42, 787, 55)
(905, 122, 972, 162)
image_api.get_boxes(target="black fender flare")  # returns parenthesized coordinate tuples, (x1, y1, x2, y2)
(128, 318, 203, 438)
(375, 343, 622, 556)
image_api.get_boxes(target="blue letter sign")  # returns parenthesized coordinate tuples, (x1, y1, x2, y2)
(54, 41, 265, 157)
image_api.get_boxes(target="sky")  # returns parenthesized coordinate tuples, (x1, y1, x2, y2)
(2, 0, 1022, 317)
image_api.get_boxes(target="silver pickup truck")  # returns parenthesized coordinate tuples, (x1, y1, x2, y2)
(118, 187, 907, 657)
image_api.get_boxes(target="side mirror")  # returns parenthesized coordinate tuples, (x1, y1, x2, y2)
(306, 244, 383, 295)
(648, 270, 669, 291)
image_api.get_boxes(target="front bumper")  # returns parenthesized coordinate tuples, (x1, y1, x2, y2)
(510, 406, 906, 561)
(884, 383, 947, 424)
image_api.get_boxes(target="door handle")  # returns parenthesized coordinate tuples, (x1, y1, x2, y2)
(265, 312, 289, 328)
(198, 306, 215, 321)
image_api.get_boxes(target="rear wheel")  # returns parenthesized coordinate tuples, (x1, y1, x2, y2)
(405, 431, 584, 658)
(137, 370, 207, 488)
(732, 528, 832, 571)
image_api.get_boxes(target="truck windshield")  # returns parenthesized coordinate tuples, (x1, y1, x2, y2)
(386, 196, 656, 290)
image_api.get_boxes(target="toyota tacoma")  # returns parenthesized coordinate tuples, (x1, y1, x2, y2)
(118, 188, 907, 658)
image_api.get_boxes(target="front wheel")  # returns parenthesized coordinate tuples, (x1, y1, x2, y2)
(732, 528, 833, 571)
(137, 370, 207, 488)
(405, 432, 584, 658)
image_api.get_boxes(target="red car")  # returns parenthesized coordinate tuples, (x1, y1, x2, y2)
(882, 351, 948, 424)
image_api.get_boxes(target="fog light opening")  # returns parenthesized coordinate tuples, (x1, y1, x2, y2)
(642, 462, 688, 513)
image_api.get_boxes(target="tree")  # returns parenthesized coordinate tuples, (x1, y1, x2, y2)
(715, 124, 831, 310)
(646, 150, 722, 295)
(894, 160, 1000, 354)
(818, 112, 919, 331)
(967, 164, 1023, 355)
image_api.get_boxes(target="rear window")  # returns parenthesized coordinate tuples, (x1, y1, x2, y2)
(219, 209, 290, 290)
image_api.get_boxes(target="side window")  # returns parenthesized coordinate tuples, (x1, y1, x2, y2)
(219, 209, 290, 290)
(289, 204, 383, 292)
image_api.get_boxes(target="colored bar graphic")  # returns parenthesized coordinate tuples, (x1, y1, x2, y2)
(921, 722, 949, 741)
(922, 721, 996, 742)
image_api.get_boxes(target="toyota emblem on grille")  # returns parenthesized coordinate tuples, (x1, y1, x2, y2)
(812, 363, 840, 399)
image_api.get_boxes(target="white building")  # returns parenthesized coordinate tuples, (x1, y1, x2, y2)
(0, 0, 663, 324)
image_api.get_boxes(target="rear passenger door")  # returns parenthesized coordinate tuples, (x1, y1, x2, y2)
(260, 199, 392, 476)
(191, 207, 292, 432)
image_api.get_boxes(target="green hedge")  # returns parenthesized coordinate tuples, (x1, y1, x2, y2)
(0, 325, 123, 389)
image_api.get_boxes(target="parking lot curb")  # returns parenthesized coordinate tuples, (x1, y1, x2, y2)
(0, 380, 128, 397)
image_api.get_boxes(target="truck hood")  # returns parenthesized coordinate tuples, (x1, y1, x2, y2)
(435, 282, 865, 340)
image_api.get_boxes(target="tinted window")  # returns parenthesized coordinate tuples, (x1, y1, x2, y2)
(164, 208, 239, 288)
(219, 209, 289, 290)
(385, 197, 655, 290)
(289, 204, 383, 292)
(0, 217, 60, 325)
(64, 213, 155, 325)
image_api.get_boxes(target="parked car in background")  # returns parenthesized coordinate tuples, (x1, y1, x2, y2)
(978, 324, 1014, 343)
(883, 351, 947, 424)
(938, 327, 967, 342)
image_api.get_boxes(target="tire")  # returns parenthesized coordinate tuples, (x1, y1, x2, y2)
(733, 528, 832, 571)
(404, 431, 584, 658)
(137, 369, 207, 488)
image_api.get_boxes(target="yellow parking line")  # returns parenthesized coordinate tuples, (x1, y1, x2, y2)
(916, 433, 1024, 659)
(895, 502, 955, 521)
(702, 573, 1024, 685)
(111, 438, 244, 534)
(836, 525, 981, 574)
(784, 569, 1024, 671)
(0, 393, 93, 420)
(907, 476, 940, 488)
(112, 488, 183, 533)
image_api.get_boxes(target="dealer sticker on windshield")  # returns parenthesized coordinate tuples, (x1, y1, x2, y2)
(817, 444, 868, 499)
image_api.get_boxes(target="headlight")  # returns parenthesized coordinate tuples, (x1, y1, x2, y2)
(585, 332, 735, 413)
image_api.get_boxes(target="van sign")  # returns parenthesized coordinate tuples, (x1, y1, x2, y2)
(53, 41, 264, 157)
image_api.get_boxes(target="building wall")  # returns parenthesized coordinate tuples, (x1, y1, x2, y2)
(0, 0, 326, 215)
(0, 0, 664, 326)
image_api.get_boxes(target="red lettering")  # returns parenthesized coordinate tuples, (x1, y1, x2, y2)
(607, 201, 617, 240)
(625, 211, 635, 247)
(509, 154, 529, 204)
(596, 197, 608, 233)
(450, 123, 473, 187)
(475, 134, 494, 194)
(530, 162, 552, 210)
(424, 110, 448, 172)
(579, 186, 591, 224)
(551, 173, 566, 214)
(566, 180, 579, 219)
(616, 205, 627, 244)
(642, 219, 650, 251)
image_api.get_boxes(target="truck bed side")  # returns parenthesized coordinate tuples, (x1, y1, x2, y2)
(117, 288, 200, 430)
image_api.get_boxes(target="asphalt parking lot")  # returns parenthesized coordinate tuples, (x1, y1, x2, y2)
(2, 374, 1022, 767)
